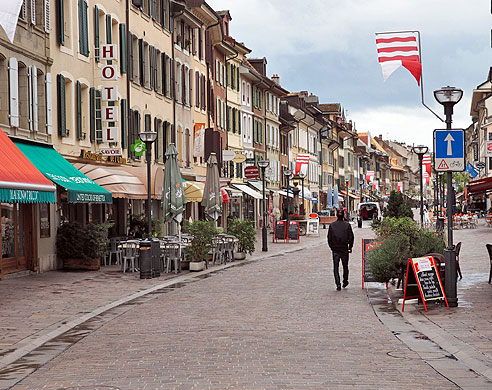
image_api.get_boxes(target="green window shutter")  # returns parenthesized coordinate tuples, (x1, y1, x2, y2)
(78, 0, 83, 54)
(231, 65, 234, 89)
(119, 24, 127, 74)
(57, 74, 66, 137)
(238, 110, 241, 134)
(95, 90, 102, 142)
(89, 87, 95, 142)
(106, 14, 112, 43)
(128, 32, 133, 81)
(76, 81, 82, 139)
(236, 67, 240, 91)
(82, 0, 89, 56)
(232, 108, 236, 133)
(57, 0, 64, 45)
(94, 6, 100, 62)
(121, 98, 127, 149)
(162, 53, 167, 96)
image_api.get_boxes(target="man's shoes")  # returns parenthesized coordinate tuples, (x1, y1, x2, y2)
(336, 285, 341, 291)
(342, 281, 349, 288)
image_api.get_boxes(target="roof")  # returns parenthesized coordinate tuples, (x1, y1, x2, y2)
(319, 103, 341, 114)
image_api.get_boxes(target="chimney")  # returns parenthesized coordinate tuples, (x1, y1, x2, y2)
(272, 74, 280, 85)
(300, 91, 308, 98)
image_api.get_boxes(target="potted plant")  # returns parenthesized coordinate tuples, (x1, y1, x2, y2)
(176, 34, 182, 45)
(56, 222, 111, 270)
(226, 218, 256, 260)
(184, 220, 218, 271)
(184, 38, 191, 50)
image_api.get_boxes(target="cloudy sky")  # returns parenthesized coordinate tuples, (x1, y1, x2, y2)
(207, 0, 491, 149)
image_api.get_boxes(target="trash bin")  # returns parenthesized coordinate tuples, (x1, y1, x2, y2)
(139, 239, 152, 279)
(151, 238, 161, 278)
(436, 217, 445, 232)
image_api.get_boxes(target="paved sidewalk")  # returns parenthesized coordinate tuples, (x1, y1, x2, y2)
(0, 229, 326, 372)
(389, 218, 492, 383)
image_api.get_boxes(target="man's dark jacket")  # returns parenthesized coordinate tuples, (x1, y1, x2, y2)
(327, 219, 354, 254)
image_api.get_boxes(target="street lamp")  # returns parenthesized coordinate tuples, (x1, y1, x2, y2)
(299, 171, 306, 216)
(284, 168, 292, 223)
(412, 145, 429, 227)
(139, 129, 158, 237)
(258, 160, 270, 252)
(434, 85, 463, 308)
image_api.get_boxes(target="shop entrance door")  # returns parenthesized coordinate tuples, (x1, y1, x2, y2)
(1, 203, 33, 276)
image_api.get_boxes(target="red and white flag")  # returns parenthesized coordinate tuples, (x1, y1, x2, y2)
(397, 182, 403, 192)
(366, 170, 375, 184)
(422, 154, 432, 176)
(295, 154, 310, 176)
(375, 31, 422, 85)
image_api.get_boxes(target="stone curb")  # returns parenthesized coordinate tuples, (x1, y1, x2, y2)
(0, 237, 325, 371)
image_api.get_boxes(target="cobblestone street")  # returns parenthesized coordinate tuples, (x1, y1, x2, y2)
(5, 226, 462, 390)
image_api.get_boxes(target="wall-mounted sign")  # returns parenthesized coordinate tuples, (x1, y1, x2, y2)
(102, 127, 119, 143)
(103, 106, 118, 122)
(100, 148, 122, 156)
(101, 65, 118, 81)
(102, 86, 118, 101)
(80, 150, 104, 161)
(101, 44, 117, 61)
(486, 141, 492, 157)
(130, 140, 146, 157)
(222, 150, 236, 161)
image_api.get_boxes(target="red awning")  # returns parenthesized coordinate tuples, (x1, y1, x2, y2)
(467, 177, 492, 195)
(0, 129, 56, 202)
(221, 187, 230, 203)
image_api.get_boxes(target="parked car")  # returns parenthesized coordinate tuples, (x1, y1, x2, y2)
(357, 202, 381, 223)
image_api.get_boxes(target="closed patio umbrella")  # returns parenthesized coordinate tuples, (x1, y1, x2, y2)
(162, 144, 187, 223)
(327, 185, 333, 209)
(202, 153, 222, 221)
(334, 184, 339, 209)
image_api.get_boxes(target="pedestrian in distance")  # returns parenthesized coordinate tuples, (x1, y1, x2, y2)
(328, 209, 354, 291)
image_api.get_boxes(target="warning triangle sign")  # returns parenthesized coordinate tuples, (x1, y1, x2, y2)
(437, 159, 449, 170)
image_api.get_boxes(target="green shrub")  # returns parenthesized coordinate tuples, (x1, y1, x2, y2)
(56, 222, 111, 260)
(184, 220, 219, 262)
(383, 190, 413, 219)
(226, 218, 256, 254)
(369, 235, 411, 283)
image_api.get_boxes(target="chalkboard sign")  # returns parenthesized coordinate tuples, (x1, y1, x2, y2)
(274, 220, 286, 242)
(288, 221, 300, 242)
(402, 256, 448, 312)
(361, 238, 381, 288)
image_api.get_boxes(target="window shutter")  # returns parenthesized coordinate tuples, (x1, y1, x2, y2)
(78, 1, 83, 54)
(200, 75, 205, 111)
(236, 67, 240, 91)
(31, 65, 38, 131)
(94, 6, 100, 62)
(89, 87, 95, 141)
(56, 74, 66, 136)
(119, 24, 127, 73)
(106, 14, 112, 44)
(8, 58, 19, 128)
(28, 66, 33, 130)
(151, 0, 157, 20)
(45, 73, 52, 134)
(149, 46, 154, 90)
(128, 32, 133, 80)
(138, 38, 144, 86)
(120, 98, 127, 149)
(195, 71, 199, 108)
(188, 68, 193, 106)
(30, 0, 36, 24)
(162, 53, 167, 96)
(56, 0, 64, 45)
(44, 0, 50, 33)
(95, 90, 102, 142)
(21, 0, 27, 20)
(145, 113, 151, 133)
(231, 65, 234, 89)
(170, 58, 174, 99)
(83, 1, 89, 55)
(76, 81, 82, 139)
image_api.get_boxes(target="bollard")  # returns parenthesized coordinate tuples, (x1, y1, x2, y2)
(139, 239, 152, 279)
(151, 238, 161, 278)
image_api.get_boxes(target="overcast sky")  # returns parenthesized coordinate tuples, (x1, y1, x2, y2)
(207, 0, 491, 149)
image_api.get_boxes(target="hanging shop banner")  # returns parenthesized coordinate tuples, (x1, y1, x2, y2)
(193, 123, 205, 157)
(402, 256, 448, 312)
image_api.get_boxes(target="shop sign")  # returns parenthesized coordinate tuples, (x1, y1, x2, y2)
(486, 141, 492, 157)
(102, 86, 118, 102)
(101, 65, 118, 81)
(102, 127, 119, 143)
(103, 106, 118, 122)
(10, 189, 39, 202)
(107, 155, 127, 164)
(80, 149, 104, 162)
(101, 44, 117, 60)
(100, 148, 122, 156)
(130, 139, 146, 157)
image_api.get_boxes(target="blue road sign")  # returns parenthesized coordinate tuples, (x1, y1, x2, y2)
(433, 129, 465, 172)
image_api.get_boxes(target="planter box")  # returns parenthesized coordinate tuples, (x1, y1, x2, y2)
(234, 251, 246, 260)
(63, 258, 100, 271)
(189, 261, 205, 272)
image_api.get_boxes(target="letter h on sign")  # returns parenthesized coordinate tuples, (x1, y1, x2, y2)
(101, 44, 117, 61)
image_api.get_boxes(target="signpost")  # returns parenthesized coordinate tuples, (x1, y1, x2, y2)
(244, 165, 260, 179)
(402, 256, 448, 312)
(433, 129, 465, 172)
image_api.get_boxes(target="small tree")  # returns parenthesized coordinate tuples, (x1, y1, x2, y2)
(384, 190, 413, 219)
(184, 220, 219, 262)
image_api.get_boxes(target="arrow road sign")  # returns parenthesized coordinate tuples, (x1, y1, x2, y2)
(434, 129, 465, 172)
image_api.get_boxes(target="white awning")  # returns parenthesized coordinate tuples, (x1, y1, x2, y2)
(232, 183, 263, 199)
(277, 190, 293, 198)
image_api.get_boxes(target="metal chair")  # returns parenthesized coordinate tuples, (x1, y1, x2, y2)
(105, 237, 122, 266)
(486, 244, 492, 284)
(455, 242, 462, 280)
(223, 236, 235, 263)
(163, 243, 181, 274)
(121, 242, 138, 273)
(211, 237, 224, 265)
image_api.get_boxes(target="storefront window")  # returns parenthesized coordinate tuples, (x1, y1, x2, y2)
(1, 203, 24, 258)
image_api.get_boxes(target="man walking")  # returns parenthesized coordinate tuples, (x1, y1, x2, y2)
(328, 209, 354, 291)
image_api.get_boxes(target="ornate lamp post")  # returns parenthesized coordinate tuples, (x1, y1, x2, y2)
(139, 129, 158, 237)
(258, 160, 270, 252)
(412, 145, 429, 227)
(434, 85, 463, 308)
